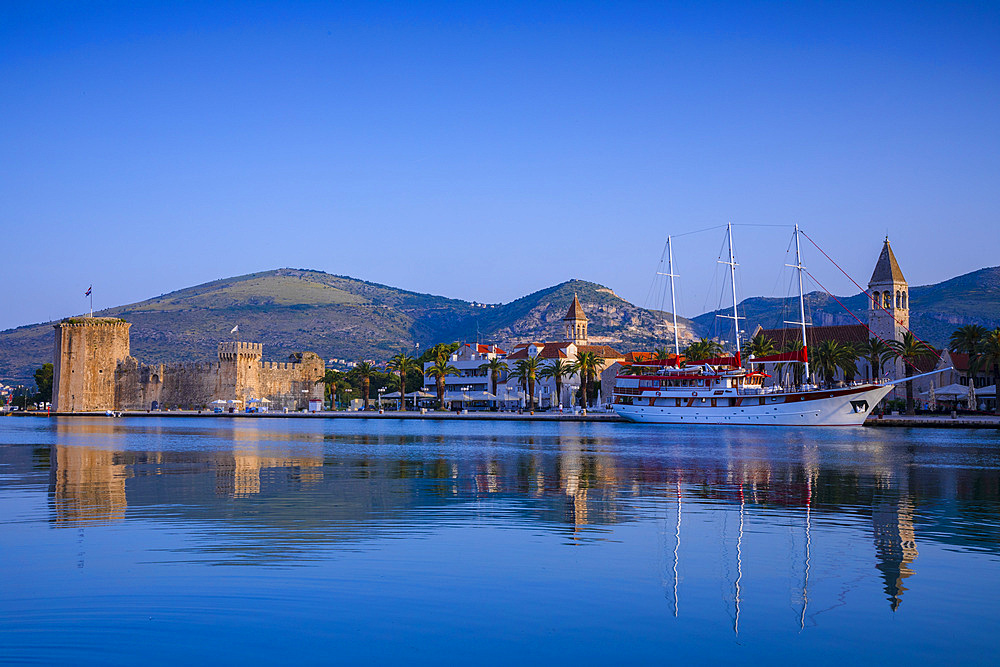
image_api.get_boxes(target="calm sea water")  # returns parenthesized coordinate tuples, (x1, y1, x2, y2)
(1, 417, 997, 665)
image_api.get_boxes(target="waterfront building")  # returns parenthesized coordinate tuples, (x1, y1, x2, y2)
(504, 295, 623, 408)
(421, 343, 507, 406)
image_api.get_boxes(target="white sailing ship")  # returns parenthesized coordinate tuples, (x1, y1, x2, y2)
(613, 224, 917, 426)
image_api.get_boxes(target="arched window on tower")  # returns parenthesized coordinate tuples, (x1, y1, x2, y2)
(901, 291, 907, 309)
(883, 292, 891, 309)
(872, 291, 880, 309)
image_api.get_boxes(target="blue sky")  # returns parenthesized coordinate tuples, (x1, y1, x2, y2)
(2, 1, 998, 330)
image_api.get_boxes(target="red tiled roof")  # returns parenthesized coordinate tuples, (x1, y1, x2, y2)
(464, 343, 505, 355)
(755, 324, 870, 348)
(576, 344, 624, 359)
(950, 352, 970, 372)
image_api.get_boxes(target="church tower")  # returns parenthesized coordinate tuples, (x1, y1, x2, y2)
(563, 294, 589, 345)
(867, 238, 909, 380)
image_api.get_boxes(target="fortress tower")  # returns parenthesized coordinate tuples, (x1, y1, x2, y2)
(52, 318, 132, 412)
(563, 294, 589, 345)
(216, 341, 264, 401)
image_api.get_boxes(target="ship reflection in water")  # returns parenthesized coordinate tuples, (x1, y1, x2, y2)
(2, 418, 997, 662)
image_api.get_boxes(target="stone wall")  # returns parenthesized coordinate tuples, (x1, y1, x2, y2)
(53, 319, 131, 412)
(112, 340, 323, 411)
(55, 318, 324, 412)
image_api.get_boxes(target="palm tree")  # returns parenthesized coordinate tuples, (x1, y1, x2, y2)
(510, 356, 544, 410)
(477, 357, 509, 396)
(653, 347, 671, 361)
(386, 353, 421, 411)
(859, 337, 894, 382)
(747, 333, 777, 359)
(949, 324, 988, 389)
(839, 344, 861, 384)
(683, 338, 723, 363)
(812, 340, 854, 387)
(352, 362, 376, 409)
(572, 350, 605, 408)
(979, 328, 1000, 415)
(539, 359, 573, 408)
(424, 357, 460, 409)
(887, 331, 933, 415)
(316, 369, 343, 410)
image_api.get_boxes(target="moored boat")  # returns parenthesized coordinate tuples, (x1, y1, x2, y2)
(613, 224, 927, 426)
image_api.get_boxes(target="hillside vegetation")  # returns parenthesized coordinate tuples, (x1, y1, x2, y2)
(0, 269, 696, 381)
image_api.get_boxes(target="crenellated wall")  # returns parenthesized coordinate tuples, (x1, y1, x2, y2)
(56, 320, 324, 412)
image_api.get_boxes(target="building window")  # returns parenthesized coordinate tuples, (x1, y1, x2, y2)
(901, 291, 907, 309)
(872, 291, 879, 309)
(883, 293, 891, 308)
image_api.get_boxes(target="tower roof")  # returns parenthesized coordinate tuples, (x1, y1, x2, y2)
(869, 238, 907, 285)
(562, 293, 588, 322)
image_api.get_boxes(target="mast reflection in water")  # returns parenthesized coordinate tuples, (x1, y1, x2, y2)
(2, 417, 998, 663)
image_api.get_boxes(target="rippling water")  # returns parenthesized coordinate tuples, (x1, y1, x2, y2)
(1, 417, 998, 664)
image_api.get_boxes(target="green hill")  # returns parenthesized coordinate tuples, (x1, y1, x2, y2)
(0, 269, 697, 382)
(692, 266, 1000, 348)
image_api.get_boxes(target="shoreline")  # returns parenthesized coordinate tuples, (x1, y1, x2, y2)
(6, 410, 1000, 428)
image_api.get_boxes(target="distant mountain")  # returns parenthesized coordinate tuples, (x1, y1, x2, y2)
(0, 269, 697, 382)
(692, 266, 1000, 348)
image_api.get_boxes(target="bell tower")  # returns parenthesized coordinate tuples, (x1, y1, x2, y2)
(868, 237, 908, 379)
(563, 293, 589, 345)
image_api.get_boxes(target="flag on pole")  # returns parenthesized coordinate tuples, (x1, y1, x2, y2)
(230, 325, 239, 334)
(85, 285, 92, 297)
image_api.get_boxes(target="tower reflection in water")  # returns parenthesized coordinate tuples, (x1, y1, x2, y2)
(45, 420, 998, 624)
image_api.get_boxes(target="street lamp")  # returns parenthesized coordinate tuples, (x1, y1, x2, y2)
(378, 387, 386, 409)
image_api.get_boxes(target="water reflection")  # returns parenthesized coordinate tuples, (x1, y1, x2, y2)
(19, 419, 1000, 620)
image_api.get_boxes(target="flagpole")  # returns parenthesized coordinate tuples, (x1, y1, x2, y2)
(90, 290, 93, 318)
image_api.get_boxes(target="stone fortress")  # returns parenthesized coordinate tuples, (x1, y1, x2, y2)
(52, 318, 324, 413)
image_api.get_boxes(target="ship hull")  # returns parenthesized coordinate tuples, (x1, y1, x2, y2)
(613, 384, 894, 426)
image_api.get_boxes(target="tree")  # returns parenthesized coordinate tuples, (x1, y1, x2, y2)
(979, 328, 1000, 416)
(387, 353, 422, 411)
(510, 356, 544, 410)
(747, 334, 777, 359)
(420, 342, 460, 365)
(839, 344, 861, 384)
(424, 357, 460, 409)
(653, 347, 671, 361)
(811, 340, 855, 387)
(949, 324, 988, 389)
(859, 338, 894, 382)
(477, 357, 509, 397)
(316, 369, 343, 410)
(683, 338, 723, 363)
(887, 332, 933, 415)
(572, 350, 605, 408)
(34, 363, 54, 403)
(539, 359, 573, 408)
(352, 362, 377, 409)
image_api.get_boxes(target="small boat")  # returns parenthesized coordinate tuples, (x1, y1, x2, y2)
(612, 224, 926, 426)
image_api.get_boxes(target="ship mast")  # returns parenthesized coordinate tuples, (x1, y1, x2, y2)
(720, 223, 742, 364)
(668, 236, 680, 358)
(793, 225, 811, 381)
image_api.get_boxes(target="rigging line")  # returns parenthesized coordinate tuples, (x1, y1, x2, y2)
(643, 239, 670, 310)
(803, 268, 928, 375)
(731, 223, 796, 228)
(671, 224, 726, 238)
(800, 230, 945, 365)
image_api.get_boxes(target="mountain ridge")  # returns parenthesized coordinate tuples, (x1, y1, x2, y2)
(0, 269, 698, 382)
